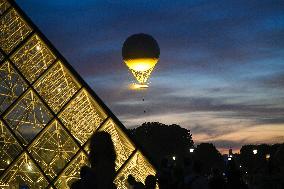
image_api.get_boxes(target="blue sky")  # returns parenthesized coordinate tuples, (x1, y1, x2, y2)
(16, 0, 284, 153)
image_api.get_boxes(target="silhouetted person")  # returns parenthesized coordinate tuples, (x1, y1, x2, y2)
(184, 157, 193, 187)
(171, 165, 184, 189)
(145, 175, 156, 189)
(71, 131, 117, 189)
(227, 160, 248, 189)
(126, 174, 148, 189)
(208, 168, 225, 189)
(134, 182, 145, 189)
(157, 158, 171, 189)
(185, 160, 209, 189)
(127, 175, 136, 189)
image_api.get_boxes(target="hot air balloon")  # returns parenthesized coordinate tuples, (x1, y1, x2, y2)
(122, 33, 160, 88)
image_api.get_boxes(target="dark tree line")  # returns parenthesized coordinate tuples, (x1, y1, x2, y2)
(240, 144, 284, 174)
(128, 122, 284, 188)
(128, 122, 224, 173)
(194, 143, 224, 174)
(128, 122, 194, 165)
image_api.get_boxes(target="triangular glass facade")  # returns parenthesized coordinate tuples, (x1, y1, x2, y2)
(0, 0, 156, 188)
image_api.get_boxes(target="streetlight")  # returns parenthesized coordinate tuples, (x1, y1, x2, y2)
(172, 156, 176, 161)
(228, 157, 232, 161)
(189, 148, 194, 153)
(253, 149, 258, 155)
(266, 154, 270, 160)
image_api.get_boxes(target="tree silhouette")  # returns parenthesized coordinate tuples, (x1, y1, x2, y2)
(194, 143, 224, 174)
(128, 122, 194, 165)
(240, 143, 284, 174)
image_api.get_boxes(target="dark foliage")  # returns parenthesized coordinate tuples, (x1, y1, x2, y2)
(128, 122, 194, 165)
(240, 143, 284, 174)
(194, 143, 224, 174)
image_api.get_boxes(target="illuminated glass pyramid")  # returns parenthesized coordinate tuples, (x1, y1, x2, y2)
(0, 0, 156, 188)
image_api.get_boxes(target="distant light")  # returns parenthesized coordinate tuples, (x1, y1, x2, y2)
(253, 149, 258, 155)
(172, 156, 176, 161)
(222, 173, 226, 176)
(189, 148, 194, 153)
(245, 171, 248, 174)
(266, 154, 270, 160)
(228, 157, 232, 161)
(239, 165, 242, 168)
(229, 155, 233, 158)
(6, 160, 10, 164)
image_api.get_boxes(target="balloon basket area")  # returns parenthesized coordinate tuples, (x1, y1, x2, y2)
(129, 83, 149, 90)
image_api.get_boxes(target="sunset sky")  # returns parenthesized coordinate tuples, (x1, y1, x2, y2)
(16, 0, 284, 153)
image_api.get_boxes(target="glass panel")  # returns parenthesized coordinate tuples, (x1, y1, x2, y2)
(98, 119, 135, 171)
(114, 151, 156, 189)
(34, 61, 81, 113)
(4, 90, 53, 145)
(0, 120, 22, 174)
(54, 151, 89, 189)
(0, 152, 49, 189)
(0, 0, 10, 15)
(0, 61, 28, 114)
(11, 34, 56, 83)
(0, 9, 32, 54)
(59, 89, 106, 145)
(28, 120, 79, 180)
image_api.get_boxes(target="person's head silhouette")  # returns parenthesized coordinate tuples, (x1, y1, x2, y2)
(89, 131, 116, 168)
(72, 131, 117, 189)
(127, 174, 136, 186)
(145, 175, 156, 189)
(192, 160, 203, 175)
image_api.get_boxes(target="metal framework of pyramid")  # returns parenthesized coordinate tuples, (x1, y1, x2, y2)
(0, 0, 156, 188)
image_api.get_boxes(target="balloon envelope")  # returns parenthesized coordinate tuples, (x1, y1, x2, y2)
(122, 34, 159, 87)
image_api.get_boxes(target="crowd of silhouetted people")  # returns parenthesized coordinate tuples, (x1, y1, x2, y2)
(71, 131, 249, 189)
(153, 157, 249, 189)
